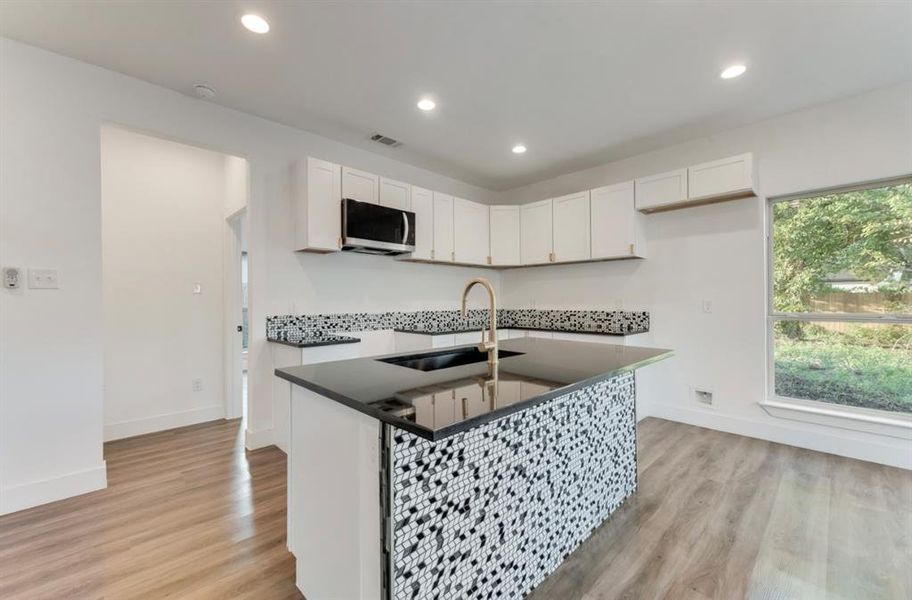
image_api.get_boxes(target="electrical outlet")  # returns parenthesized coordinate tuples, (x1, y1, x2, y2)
(192, 378, 203, 392)
(192, 282, 202, 294)
(694, 388, 713, 407)
(28, 268, 58, 289)
(4, 267, 21, 289)
(702, 299, 713, 314)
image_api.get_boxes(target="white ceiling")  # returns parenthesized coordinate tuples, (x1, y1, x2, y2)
(1, 1, 910, 190)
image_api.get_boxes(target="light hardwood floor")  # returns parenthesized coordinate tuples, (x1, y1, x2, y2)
(1, 418, 908, 599)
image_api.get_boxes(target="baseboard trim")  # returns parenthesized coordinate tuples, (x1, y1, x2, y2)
(1, 462, 107, 515)
(649, 402, 911, 470)
(105, 405, 225, 441)
(245, 427, 275, 450)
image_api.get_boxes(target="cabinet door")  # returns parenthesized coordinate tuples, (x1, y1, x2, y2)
(433, 391, 458, 428)
(408, 186, 434, 260)
(591, 181, 637, 259)
(294, 157, 341, 252)
(454, 331, 481, 346)
(687, 153, 755, 200)
(341, 166, 378, 204)
(453, 198, 490, 265)
(520, 199, 553, 265)
(433, 192, 454, 262)
(552, 191, 591, 263)
(489, 205, 521, 266)
(634, 168, 687, 212)
(455, 384, 486, 419)
(379, 177, 411, 210)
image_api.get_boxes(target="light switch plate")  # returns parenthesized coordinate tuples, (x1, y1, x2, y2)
(28, 268, 58, 289)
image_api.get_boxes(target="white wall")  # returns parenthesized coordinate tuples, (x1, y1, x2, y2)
(101, 126, 237, 440)
(499, 82, 912, 468)
(0, 37, 499, 514)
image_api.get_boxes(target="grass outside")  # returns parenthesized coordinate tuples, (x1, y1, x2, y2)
(774, 326, 912, 414)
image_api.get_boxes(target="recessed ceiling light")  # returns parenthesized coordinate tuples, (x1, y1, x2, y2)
(417, 98, 436, 111)
(241, 14, 270, 34)
(720, 64, 747, 79)
(512, 144, 527, 154)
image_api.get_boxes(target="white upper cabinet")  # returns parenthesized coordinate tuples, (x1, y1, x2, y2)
(552, 191, 591, 263)
(520, 199, 553, 265)
(591, 181, 645, 259)
(489, 205, 521, 266)
(453, 198, 490, 265)
(294, 157, 342, 252)
(341, 166, 379, 204)
(432, 192, 454, 262)
(409, 185, 434, 261)
(687, 153, 756, 201)
(634, 168, 688, 212)
(378, 177, 411, 210)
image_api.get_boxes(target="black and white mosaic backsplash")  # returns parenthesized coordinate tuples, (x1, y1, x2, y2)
(390, 372, 637, 600)
(267, 309, 648, 340)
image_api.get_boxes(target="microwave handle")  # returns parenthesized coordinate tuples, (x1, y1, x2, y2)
(402, 212, 410, 245)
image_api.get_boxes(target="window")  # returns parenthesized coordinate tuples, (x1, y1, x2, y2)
(767, 178, 911, 417)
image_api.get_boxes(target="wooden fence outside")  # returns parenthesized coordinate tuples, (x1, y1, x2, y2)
(809, 291, 911, 333)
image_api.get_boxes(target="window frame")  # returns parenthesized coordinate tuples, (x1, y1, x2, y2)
(763, 175, 912, 437)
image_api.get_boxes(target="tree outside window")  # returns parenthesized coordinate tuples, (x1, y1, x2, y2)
(770, 180, 911, 414)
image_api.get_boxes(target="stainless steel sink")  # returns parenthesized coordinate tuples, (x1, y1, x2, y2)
(377, 347, 524, 372)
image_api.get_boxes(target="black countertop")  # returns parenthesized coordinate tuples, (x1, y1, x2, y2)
(268, 333, 361, 348)
(394, 325, 642, 336)
(274, 337, 671, 441)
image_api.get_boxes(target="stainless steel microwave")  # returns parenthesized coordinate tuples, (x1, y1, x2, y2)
(341, 198, 416, 255)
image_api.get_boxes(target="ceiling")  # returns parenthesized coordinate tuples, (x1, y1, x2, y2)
(1, 1, 910, 190)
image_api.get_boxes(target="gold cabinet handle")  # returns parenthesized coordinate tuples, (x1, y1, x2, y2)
(487, 255, 492, 265)
(629, 243, 634, 255)
(451, 251, 455, 262)
(549, 252, 555, 262)
(431, 249, 435, 260)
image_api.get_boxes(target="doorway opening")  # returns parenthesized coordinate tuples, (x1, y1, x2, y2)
(101, 125, 249, 441)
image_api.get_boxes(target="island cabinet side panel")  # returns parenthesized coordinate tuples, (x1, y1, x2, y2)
(390, 371, 636, 600)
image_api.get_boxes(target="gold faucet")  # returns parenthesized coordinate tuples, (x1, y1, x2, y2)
(460, 277, 498, 365)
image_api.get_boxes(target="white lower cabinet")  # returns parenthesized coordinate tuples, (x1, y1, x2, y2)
(272, 340, 361, 453)
(395, 332, 456, 352)
(526, 330, 553, 339)
(454, 331, 482, 346)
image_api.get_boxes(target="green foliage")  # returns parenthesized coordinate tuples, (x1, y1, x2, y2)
(772, 183, 912, 318)
(774, 324, 912, 413)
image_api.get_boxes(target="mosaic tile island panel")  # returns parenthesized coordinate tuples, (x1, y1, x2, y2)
(389, 371, 637, 600)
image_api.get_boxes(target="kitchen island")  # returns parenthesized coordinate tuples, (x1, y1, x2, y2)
(275, 337, 671, 600)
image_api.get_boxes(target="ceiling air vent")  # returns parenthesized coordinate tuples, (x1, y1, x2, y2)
(370, 133, 402, 148)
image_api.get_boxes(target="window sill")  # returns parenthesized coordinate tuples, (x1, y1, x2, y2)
(760, 397, 912, 440)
